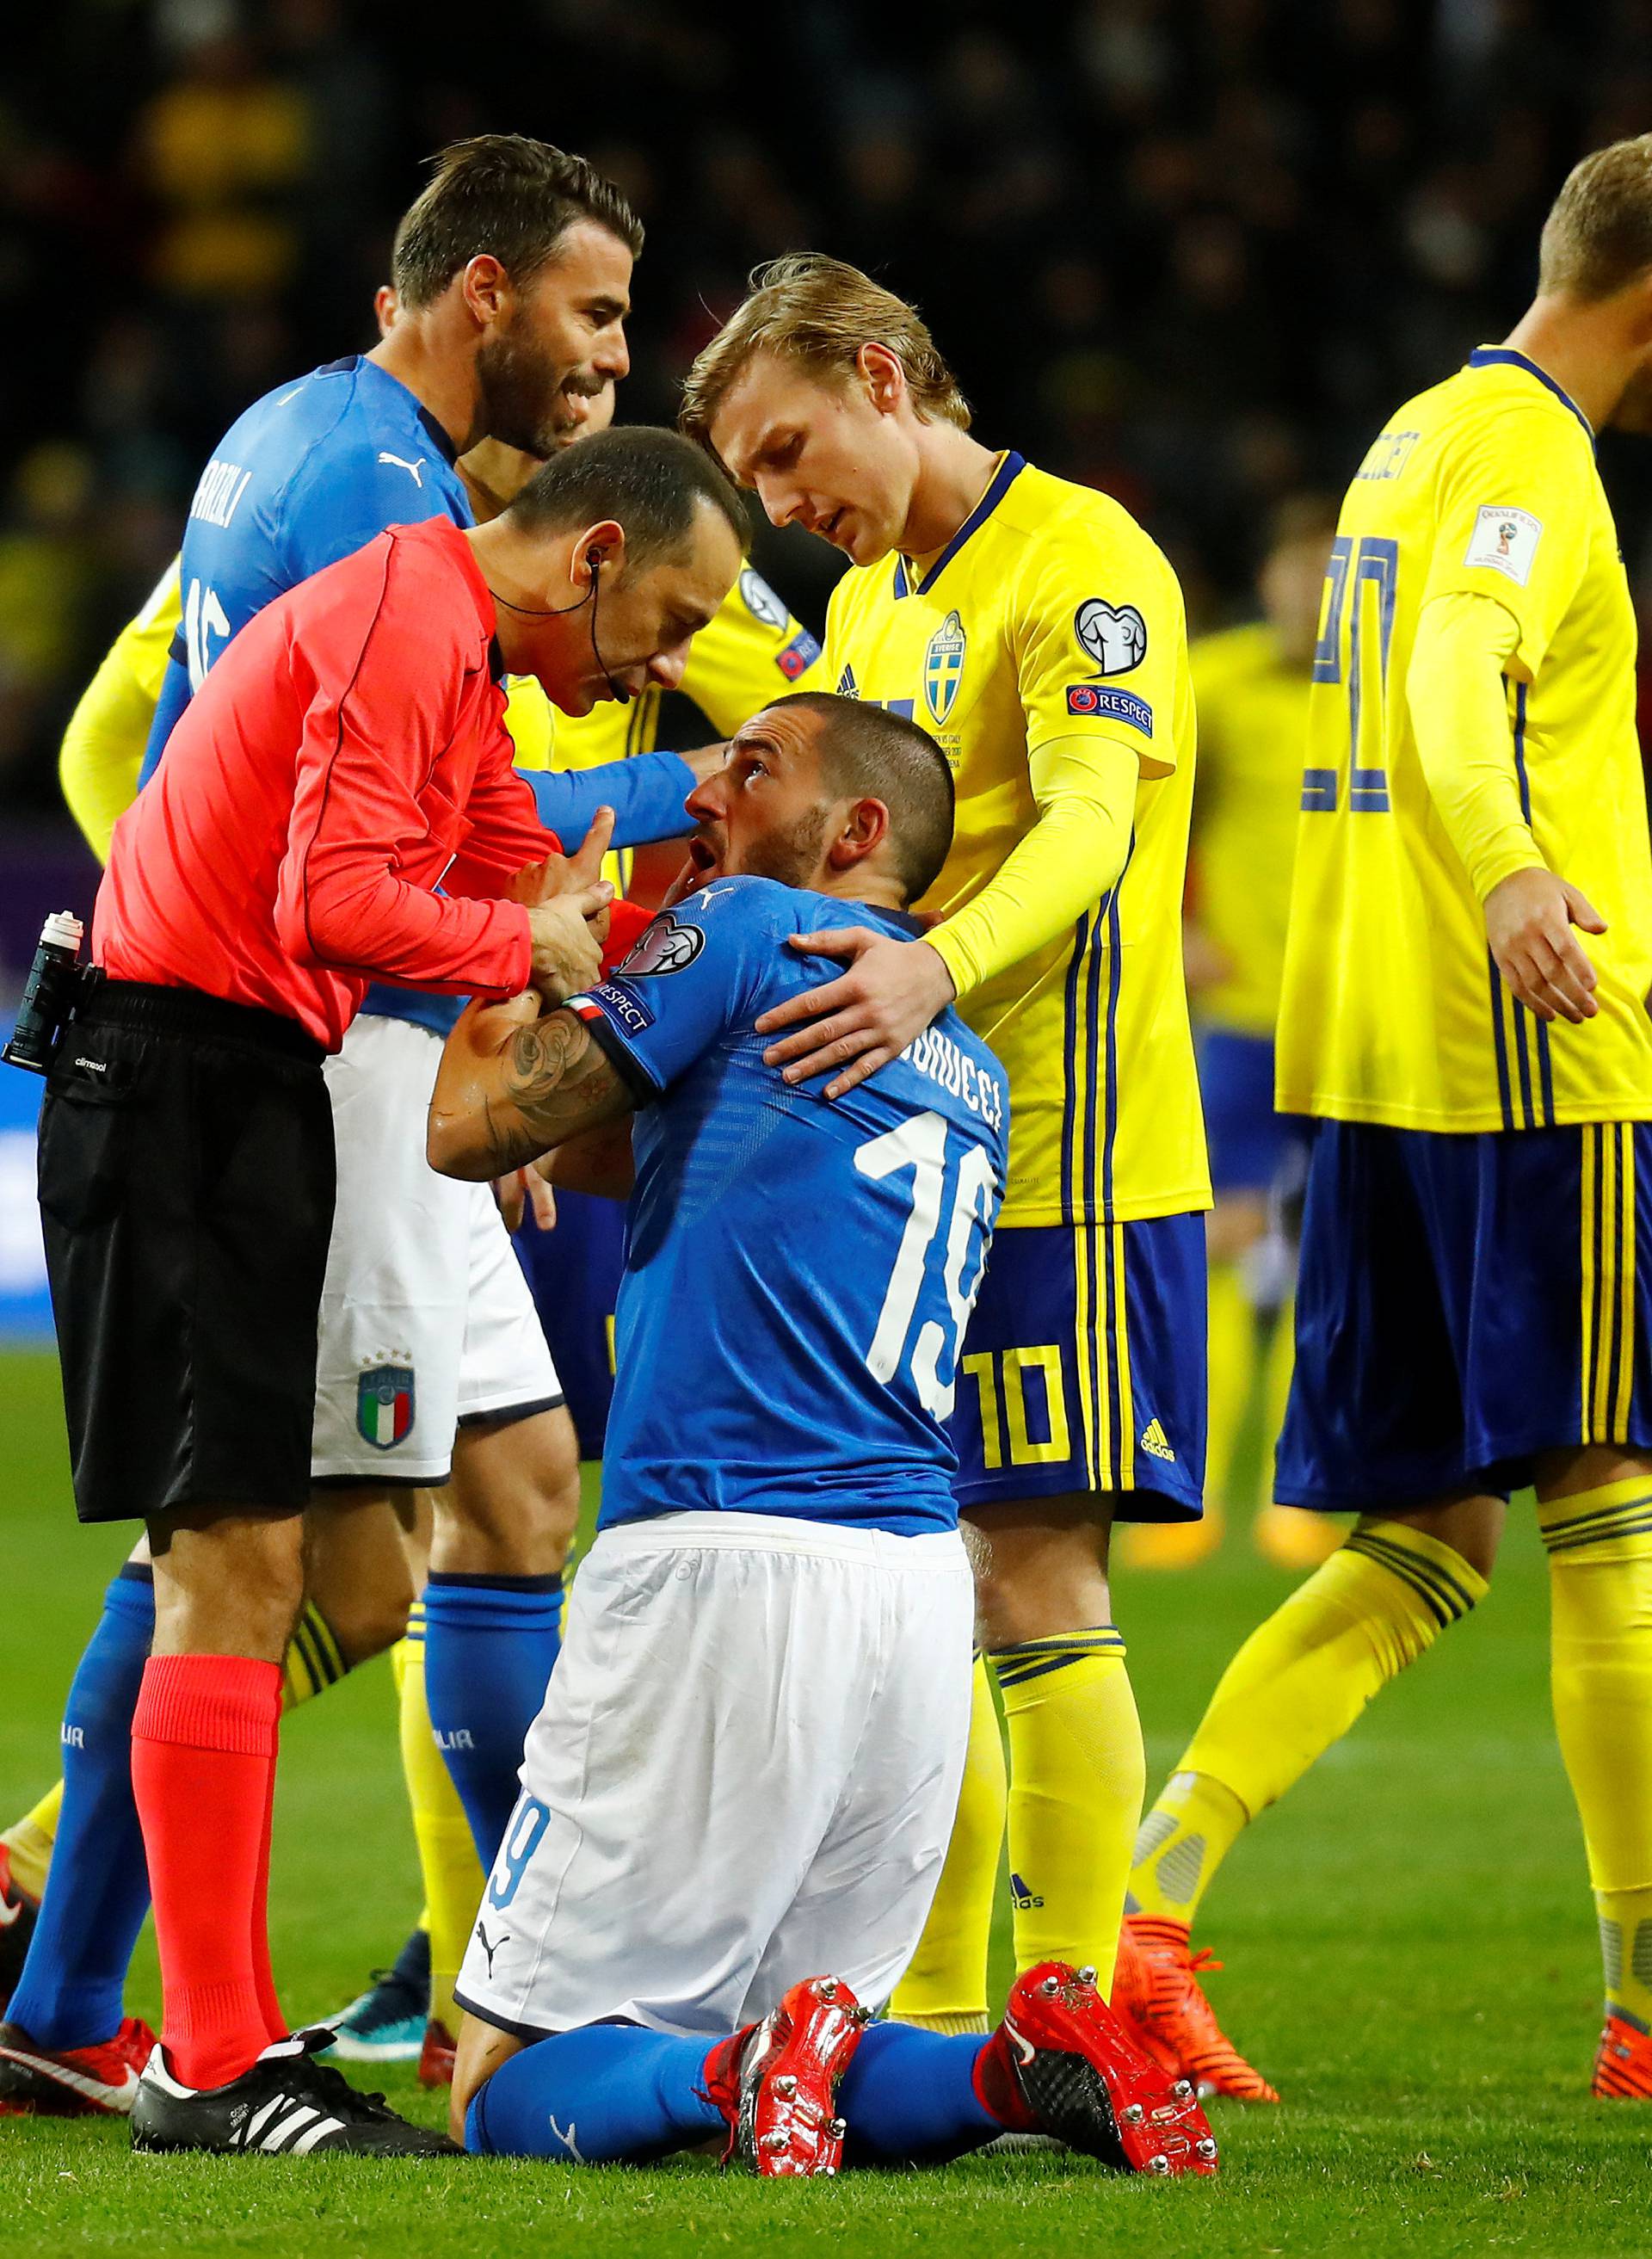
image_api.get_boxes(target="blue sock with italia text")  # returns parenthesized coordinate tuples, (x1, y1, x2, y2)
(9, 1567, 155, 2049)
(421, 1571, 562, 1864)
(465, 2023, 723, 2162)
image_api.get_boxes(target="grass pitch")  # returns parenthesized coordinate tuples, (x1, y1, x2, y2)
(2, 1347, 1647, 2256)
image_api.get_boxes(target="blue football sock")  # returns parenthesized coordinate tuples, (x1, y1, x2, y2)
(838, 2021, 1000, 2166)
(9, 1567, 154, 2050)
(422, 1572, 562, 1863)
(465, 2023, 723, 2162)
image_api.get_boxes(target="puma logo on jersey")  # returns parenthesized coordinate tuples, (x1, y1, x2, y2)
(474, 1922, 504, 1978)
(549, 2112, 585, 2160)
(1140, 1417, 1176, 1462)
(378, 451, 427, 487)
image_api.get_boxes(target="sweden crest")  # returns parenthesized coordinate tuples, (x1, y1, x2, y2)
(923, 612, 966, 726)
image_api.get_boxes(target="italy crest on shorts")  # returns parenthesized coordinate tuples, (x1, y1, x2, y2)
(357, 1363, 415, 1450)
(924, 611, 966, 725)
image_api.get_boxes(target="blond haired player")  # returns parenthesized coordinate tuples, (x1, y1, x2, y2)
(683, 256, 1210, 2033)
(1121, 136, 1652, 2105)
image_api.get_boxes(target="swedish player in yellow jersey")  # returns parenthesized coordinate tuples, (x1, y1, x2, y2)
(1120, 137, 1652, 2107)
(683, 255, 1210, 2032)
(1129, 497, 1341, 1576)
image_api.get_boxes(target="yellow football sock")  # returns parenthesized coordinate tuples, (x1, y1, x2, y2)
(395, 1604, 484, 2032)
(282, 1600, 349, 1709)
(890, 1655, 1006, 2031)
(0, 1781, 64, 1901)
(5, 1604, 347, 1902)
(1539, 1478, 1652, 2027)
(992, 1627, 1143, 1992)
(1127, 1771, 1249, 1923)
(1256, 1297, 1295, 1513)
(1205, 1256, 1256, 1513)
(1131, 1520, 1488, 1922)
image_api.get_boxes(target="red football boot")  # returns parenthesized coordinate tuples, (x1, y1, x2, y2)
(702, 1975, 872, 2177)
(0, 2015, 157, 2117)
(418, 2017, 457, 2089)
(977, 1960, 1218, 2175)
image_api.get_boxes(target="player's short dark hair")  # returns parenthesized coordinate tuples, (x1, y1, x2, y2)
(391, 134, 643, 309)
(1539, 134, 1652, 301)
(503, 426, 749, 571)
(770, 692, 956, 904)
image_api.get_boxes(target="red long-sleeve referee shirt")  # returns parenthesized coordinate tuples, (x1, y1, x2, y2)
(96, 519, 551, 1051)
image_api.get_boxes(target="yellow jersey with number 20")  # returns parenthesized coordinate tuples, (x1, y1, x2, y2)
(825, 452, 1208, 1229)
(1278, 349, 1652, 1132)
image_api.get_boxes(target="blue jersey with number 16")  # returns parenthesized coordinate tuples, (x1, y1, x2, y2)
(568, 877, 1009, 1536)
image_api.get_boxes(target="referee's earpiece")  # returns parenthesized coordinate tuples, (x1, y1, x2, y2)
(586, 546, 602, 575)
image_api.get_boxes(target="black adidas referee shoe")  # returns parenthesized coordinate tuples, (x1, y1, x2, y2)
(130, 2028, 461, 2157)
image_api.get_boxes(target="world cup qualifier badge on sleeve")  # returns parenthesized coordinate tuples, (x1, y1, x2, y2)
(357, 1362, 416, 1449)
(1066, 596, 1153, 737)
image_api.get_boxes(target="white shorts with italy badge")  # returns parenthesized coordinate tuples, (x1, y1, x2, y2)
(310, 1013, 562, 1485)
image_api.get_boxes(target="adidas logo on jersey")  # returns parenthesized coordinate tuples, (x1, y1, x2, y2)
(1140, 1418, 1176, 1462)
(1010, 1871, 1045, 1910)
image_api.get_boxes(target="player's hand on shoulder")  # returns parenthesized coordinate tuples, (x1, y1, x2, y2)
(757, 932, 958, 1099)
(1483, 866, 1606, 1024)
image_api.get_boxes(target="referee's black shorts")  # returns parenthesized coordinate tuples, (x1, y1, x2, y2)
(36, 979, 336, 1525)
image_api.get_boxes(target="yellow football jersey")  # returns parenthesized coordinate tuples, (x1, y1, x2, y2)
(824, 452, 1208, 1228)
(1278, 348, 1652, 1132)
(1188, 621, 1310, 1038)
(59, 557, 182, 861)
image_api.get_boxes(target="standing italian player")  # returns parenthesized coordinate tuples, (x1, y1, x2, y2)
(683, 256, 1210, 2032)
(1125, 134, 1652, 2103)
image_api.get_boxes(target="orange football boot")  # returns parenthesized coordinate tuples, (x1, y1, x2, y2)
(1593, 2010, 1652, 2099)
(1113, 1915, 1279, 2102)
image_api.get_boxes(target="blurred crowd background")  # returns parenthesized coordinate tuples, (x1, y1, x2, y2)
(3, 0, 1651, 833)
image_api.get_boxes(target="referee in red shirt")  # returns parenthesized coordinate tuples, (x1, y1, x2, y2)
(37, 425, 746, 2155)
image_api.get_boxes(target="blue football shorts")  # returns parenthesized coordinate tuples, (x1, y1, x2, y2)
(948, 1216, 1207, 1521)
(1278, 1119, 1652, 1511)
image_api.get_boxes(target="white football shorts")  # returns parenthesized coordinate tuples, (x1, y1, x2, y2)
(310, 1013, 562, 1485)
(454, 1511, 975, 2040)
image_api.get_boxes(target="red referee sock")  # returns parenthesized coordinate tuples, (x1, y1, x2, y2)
(131, 1655, 285, 2090)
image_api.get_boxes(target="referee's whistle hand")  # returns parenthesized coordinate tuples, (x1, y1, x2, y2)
(1484, 867, 1606, 1025)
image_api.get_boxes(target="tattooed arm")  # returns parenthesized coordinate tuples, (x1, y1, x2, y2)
(428, 991, 635, 1182)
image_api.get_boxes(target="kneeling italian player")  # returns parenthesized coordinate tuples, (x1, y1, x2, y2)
(425, 695, 1215, 2176)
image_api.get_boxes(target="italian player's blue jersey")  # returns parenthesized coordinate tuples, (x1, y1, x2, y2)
(139, 354, 696, 1034)
(569, 878, 1010, 1536)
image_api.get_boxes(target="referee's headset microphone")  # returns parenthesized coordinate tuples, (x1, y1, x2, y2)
(486, 545, 631, 705)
